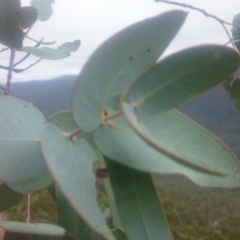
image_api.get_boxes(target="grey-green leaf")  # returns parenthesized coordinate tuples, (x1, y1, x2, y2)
(0, 221, 66, 236)
(121, 102, 226, 176)
(22, 40, 80, 60)
(47, 110, 95, 147)
(0, 0, 23, 48)
(127, 45, 240, 114)
(94, 110, 240, 188)
(72, 10, 188, 132)
(4, 232, 62, 240)
(112, 229, 128, 240)
(0, 184, 23, 212)
(19, 6, 37, 29)
(232, 13, 240, 51)
(56, 186, 101, 240)
(7, 169, 52, 194)
(0, 96, 51, 189)
(41, 124, 114, 240)
(30, 0, 55, 21)
(106, 160, 173, 240)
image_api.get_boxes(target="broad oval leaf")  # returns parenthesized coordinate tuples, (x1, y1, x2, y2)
(94, 110, 240, 188)
(56, 186, 103, 240)
(19, 6, 37, 29)
(121, 102, 226, 176)
(7, 169, 52, 194)
(72, 10, 188, 132)
(0, 0, 23, 48)
(41, 124, 115, 240)
(0, 184, 23, 212)
(47, 110, 95, 147)
(127, 45, 240, 114)
(22, 40, 80, 60)
(0, 221, 66, 236)
(30, 0, 55, 21)
(106, 160, 173, 240)
(0, 96, 51, 188)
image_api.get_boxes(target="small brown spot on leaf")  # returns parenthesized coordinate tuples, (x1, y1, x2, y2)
(128, 56, 134, 62)
(96, 169, 108, 178)
(147, 48, 151, 52)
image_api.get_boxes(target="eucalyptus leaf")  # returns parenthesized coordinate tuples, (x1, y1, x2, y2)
(112, 229, 128, 240)
(72, 10, 188, 132)
(0, 0, 23, 48)
(232, 13, 240, 51)
(30, 0, 55, 21)
(106, 160, 173, 240)
(223, 76, 240, 112)
(22, 40, 80, 60)
(0, 221, 66, 236)
(127, 45, 240, 114)
(121, 102, 226, 176)
(4, 232, 62, 240)
(0, 184, 23, 212)
(41, 124, 115, 240)
(47, 110, 95, 147)
(56, 186, 101, 240)
(0, 96, 51, 189)
(7, 169, 52, 194)
(19, 6, 37, 29)
(94, 110, 240, 187)
(97, 152, 122, 228)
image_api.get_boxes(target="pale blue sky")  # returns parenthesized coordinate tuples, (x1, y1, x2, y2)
(0, 0, 239, 83)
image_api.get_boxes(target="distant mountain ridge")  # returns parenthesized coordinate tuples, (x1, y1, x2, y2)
(1, 75, 240, 155)
(0, 75, 76, 117)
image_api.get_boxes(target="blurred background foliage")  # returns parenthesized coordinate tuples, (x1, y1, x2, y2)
(5, 174, 240, 240)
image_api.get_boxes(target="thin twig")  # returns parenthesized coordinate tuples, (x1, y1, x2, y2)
(155, 0, 237, 49)
(155, 0, 234, 25)
(5, 49, 15, 95)
(0, 47, 8, 53)
(67, 128, 82, 140)
(26, 36, 56, 46)
(13, 38, 43, 67)
(0, 84, 5, 91)
(0, 57, 43, 73)
(102, 110, 122, 123)
(13, 58, 43, 73)
(26, 192, 31, 223)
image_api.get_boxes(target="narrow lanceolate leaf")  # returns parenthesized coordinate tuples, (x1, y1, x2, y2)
(30, 0, 55, 21)
(0, 222, 66, 236)
(94, 111, 240, 188)
(0, 184, 23, 212)
(232, 13, 240, 51)
(97, 152, 122, 229)
(19, 6, 37, 29)
(22, 40, 80, 60)
(127, 45, 240, 115)
(72, 10, 188, 132)
(41, 124, 115, 240)
(106, 160, 173, 240)
(0, 0, 23, 48)
(0, 96, 51, 190)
